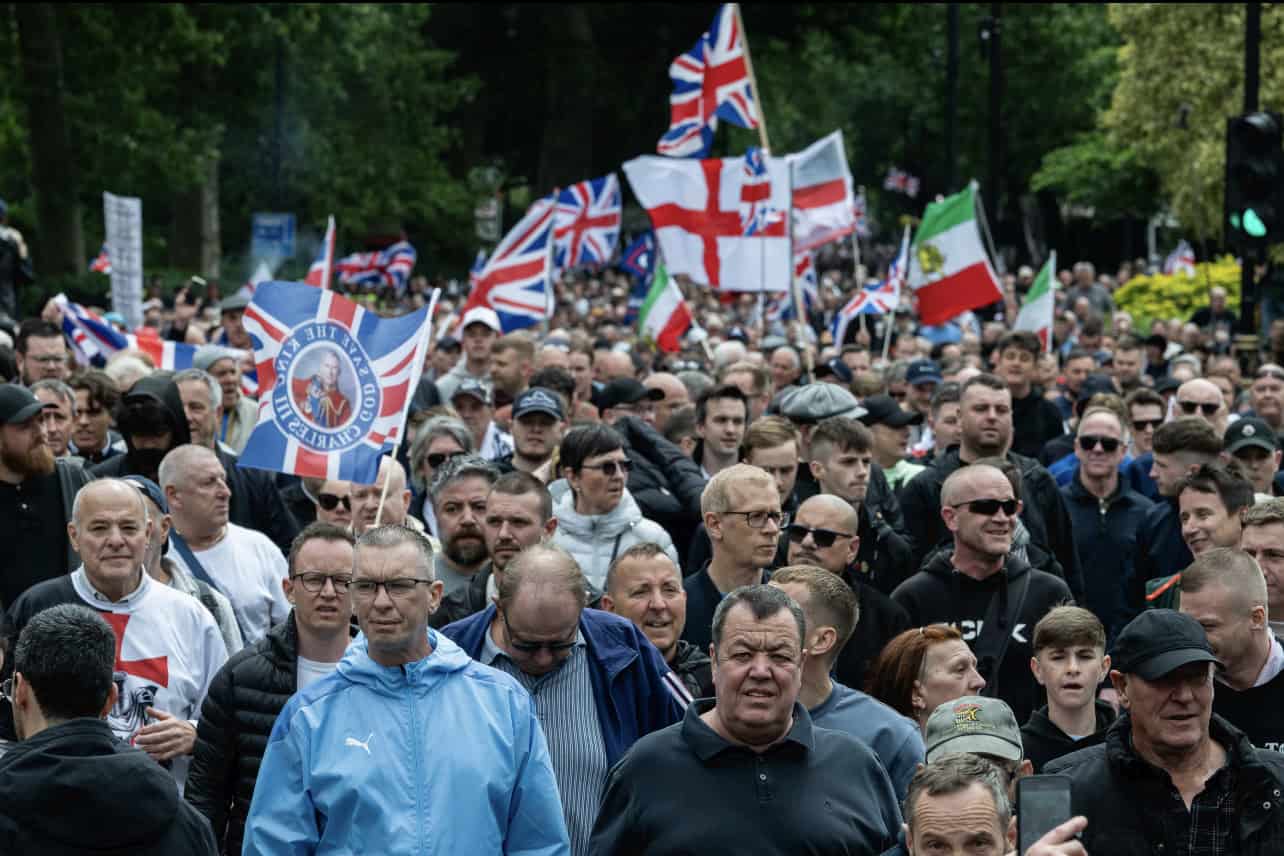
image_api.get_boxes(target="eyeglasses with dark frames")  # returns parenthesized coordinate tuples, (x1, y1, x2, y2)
(1177, 400, 1221, 416)
(1131, 418, 1164, 431)
(501, 611, 578, 656)
(290, 572, 353, 594)
(426, 450, 466, 469)
(1077, 435, 1121, 453)
(316, 493, 351, 512)
(722, 509, 784, 529)
(951, 498, 1019, 517)
(786, 524, 855, 549)
(350, 578, 431, 599)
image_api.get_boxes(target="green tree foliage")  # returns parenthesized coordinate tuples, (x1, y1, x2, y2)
(1103, 3, 1284, 240)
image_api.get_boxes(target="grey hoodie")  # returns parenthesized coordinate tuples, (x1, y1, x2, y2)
(551, 487, 679, 592)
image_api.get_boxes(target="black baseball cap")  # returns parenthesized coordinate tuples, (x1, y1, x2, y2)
(0, 385, 43, 424)
(1225, 417, 1279, 455)
(1111, 609, 1220, 681)
(512, 387, 564, 421)
(858, 394, 922, 428)
(600, 378, 662, 411)
(815, 358, 854, 384)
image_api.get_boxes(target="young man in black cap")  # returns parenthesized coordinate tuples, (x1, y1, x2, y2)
(859, 393, 923, 494)
(1225, 416, 1283, 496)
(1049, 609, 1284, 854)
(598, 377, 664, 426)
(492, 387, 565, 480)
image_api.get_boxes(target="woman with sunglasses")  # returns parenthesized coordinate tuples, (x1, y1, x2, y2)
(406, 416, 472, 538)
(550, 424, 679, 595)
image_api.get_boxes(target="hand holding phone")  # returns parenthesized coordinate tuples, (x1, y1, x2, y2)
(1016, 774, 1074, 854)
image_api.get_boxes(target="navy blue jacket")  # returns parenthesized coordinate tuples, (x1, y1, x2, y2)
(1127, 498, 1190, 615)
(1123, 452, 1159, 501)
(443, 606, 684, 767)
(1060, 474, 1154, 641)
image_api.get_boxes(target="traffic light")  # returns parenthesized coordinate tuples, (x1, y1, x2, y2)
(1225, 111, 1284, 253)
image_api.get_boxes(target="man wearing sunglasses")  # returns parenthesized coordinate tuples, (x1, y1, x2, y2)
(1061, 405, 1154, 642)
(1174, 378, 1229, 436)
(312, 479, 353, 528)
(892, 464, 1073, 723)
(245, 526, 569, 855)
(443, 543, 684, 856)
(784, 494, 911, 692)
(187, 522, 357, 854)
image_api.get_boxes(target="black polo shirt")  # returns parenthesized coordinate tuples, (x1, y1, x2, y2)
(590, 700, 902, 855)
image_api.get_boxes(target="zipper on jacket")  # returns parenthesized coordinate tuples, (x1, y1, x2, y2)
(406, 664, 426, 854)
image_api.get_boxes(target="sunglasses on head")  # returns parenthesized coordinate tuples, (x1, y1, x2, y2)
(952, 498, 1019, 517)
(1177, 400, 1220, 416)
(786, 524, 854, 549)
(1257, 368, 1284, 382)
(426, 450, 466, 469)
(1077, 434, 1121, 453)
(580, 460, 632, 477)
(1132, 418, 1163, 431)
(317, 493, 351, 512)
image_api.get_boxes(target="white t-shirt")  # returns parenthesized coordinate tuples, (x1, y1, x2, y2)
(169, 522, 290, 644)
(71, 569, 228, 788)
(296, 655, 340, 691)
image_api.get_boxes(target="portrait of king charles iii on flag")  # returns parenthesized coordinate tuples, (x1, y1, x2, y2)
(290, 347, 354, 428)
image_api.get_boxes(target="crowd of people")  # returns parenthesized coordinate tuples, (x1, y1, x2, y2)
(0, 248, 1280, 856)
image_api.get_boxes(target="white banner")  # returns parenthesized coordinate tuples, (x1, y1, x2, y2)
(104, 192, 143, 330)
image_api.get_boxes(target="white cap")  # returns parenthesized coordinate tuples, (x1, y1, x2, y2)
(460, 306, 502, 334)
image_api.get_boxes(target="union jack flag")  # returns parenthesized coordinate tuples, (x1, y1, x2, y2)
(657, 3, 759, 158)
(554, 174, 621, 270)
(618, 233, 655, 282)
(883, 167, 920, 198)
(740, 147, 784, 237)
(55, 293, 198, 372)
(766, 252, 818, 323)
(305, 216, 336, 287)
(458, 196, 556, 333)
(88, 244, 112, 274)
(336, 240, 417, 292)
(239, 281, 431, 483)
(853, 191, 870, 238)
(831, 228, 909, 343)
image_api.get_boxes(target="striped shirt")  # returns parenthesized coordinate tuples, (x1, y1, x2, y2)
(482, 627, 608, 856)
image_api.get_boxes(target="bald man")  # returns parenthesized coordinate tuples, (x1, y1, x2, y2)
(349, 456, 416, 535)
(783, 494, 910, 691)
(891, 464, 1074, 722)
(643, 372, 690, 433)
(596, 351, 635, 383)
(535, 345, 571, 372)
(1175, 378, 1229, 437)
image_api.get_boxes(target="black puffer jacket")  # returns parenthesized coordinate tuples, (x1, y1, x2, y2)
(1048, 713, 1284, 855)
(611, 415, 707, 560)
(186, 612, 338, 855)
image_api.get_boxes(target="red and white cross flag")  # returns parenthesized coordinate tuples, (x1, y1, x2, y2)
(623, 151, 792, 292)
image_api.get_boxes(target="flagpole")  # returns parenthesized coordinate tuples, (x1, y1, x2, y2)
(972, 179, 1005, 275)
(732, 3, 771, 153)
(1045, 249, 1056, 355)
(321, 215, 335, 291)
(851, 186, 864, 287)
(786, 163, 814, 377)
(374, 294, 438, 527)
(543, 195, 557, 338)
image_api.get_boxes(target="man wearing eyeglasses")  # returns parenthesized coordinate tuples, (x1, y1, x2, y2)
(15, 319, 69, 386)
(783, 494, 911, 693)
(682, 464, 782, 651)
(892, 464, 1073, 723)
(443, 542, 684, 856)
(1060, 406, 1153, 642)
(186, 522, 357, 854)
(244, 526, 569, 855)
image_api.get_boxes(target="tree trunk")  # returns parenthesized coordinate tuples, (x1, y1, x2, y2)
(536, 5, 595, 192)
(15, 3, 83, 277)
(171, 157, 221, 278)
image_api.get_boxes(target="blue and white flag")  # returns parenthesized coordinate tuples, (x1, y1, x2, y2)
(239, 281, 432, 484)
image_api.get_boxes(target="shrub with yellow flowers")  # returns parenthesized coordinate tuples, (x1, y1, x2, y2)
(1112, 255, 1241, 327)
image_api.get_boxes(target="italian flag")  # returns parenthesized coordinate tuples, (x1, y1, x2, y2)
(907, 182, 1003, 325)
(638, 261, 692, 352)
(1013, 251, 1057, 351)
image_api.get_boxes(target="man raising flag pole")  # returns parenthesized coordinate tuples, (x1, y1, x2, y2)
(1013, 251, 1057, 353)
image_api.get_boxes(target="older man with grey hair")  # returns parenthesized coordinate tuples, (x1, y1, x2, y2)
(443, 542, 685, 856)
(192, 345, 256, 454)
(591, 583, 902, 855)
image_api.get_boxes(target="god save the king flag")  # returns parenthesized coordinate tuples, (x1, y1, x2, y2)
(238, 281, 431, 484)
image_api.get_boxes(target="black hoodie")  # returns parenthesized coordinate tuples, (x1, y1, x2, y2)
(91, 372, 192, 482)
(1021, 699, 1118, 772)
(0, 718, 217, 854)
(890, 552, 1074, 723)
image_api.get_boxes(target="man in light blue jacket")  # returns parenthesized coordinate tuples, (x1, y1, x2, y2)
(242, 524, 570, 856)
